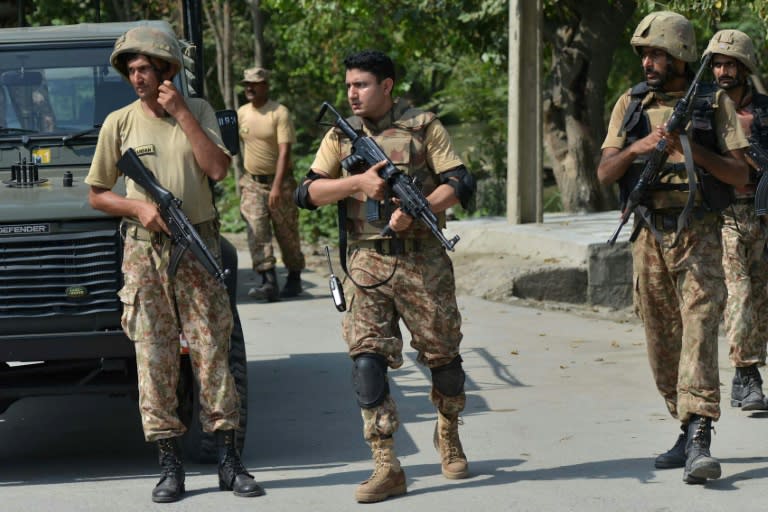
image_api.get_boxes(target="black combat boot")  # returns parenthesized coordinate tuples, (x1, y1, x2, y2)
(731, 364, 766, 411)
(279, 271, 303, 298)
(152, 437, 185, 503)
(217, 430, 265, 497)
(247, 268, 280, 302)
(683, 415, 720, 484)
(654, 423, 687, 469)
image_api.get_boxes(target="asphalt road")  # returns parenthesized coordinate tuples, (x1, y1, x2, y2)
(2, 253, 768, 511)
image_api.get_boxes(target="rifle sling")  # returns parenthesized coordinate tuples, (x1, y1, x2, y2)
(337, 200, 397, 290)
(674, 132, 697, 248)
(633, 134, 698, 248)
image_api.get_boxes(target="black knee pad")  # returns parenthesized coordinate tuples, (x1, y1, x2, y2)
(430, 356, 465, 397)
(352, 353, 390, 408)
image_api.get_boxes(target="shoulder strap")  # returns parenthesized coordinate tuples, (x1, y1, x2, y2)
(619, 83, 650, 137)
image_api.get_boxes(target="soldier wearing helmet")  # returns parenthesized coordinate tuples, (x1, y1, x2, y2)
(704, 29, 768, 415)
(85, 25, 263, 502)
(597, 11, 750, 485)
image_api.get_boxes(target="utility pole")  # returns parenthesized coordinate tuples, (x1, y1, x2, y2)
(507, 0, 543, 224)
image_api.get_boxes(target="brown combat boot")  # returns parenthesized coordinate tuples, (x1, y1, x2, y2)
(355, 436, 407, 503)
(434, 411, 469, 479)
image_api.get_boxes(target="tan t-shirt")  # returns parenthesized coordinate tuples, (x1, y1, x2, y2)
(86, 98, 230, 225)
(310, 112, 462, 177)
(602, 87, 748, 157)
(237, 99, 296, 176)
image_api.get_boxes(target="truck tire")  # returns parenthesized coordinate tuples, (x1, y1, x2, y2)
(0, 362, 15, 415)
(178, 236, 248, 463)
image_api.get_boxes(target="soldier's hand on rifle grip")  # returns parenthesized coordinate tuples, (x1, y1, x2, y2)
(358, 161, 388, 200)
(137, 201, 171, 236)
(662, 128, 683, 158)
(630, 125, 665, 156)
(388, 205, 414, 233)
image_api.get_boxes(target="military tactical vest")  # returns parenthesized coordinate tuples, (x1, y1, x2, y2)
(337, 101, 445, 240)
(618, 81, 733, 211)
(750, 92, 768, 147)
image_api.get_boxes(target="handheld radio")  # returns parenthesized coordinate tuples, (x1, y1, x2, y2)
(325, 246, 346, 312)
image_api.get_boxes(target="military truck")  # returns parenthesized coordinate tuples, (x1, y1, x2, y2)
(0, 19, 247, 463)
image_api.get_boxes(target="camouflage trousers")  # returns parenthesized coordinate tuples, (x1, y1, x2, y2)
(239, 173, 305, 272)
(118, 226, 239, 441)
(632, 219, 725, 423)
(721, 202, 768, 367)
(342, 245, 465, 440)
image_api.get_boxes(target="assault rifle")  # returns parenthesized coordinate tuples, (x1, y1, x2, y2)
(746, 135, 768, 215)
(607, 53, 712, 245)
(316, 101, 460, 251)
(116, 148, 230, 283)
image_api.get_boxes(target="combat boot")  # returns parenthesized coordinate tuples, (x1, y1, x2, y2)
(731, 364, 766, 411)
(683, 415, 721, 484)
(216, 430, 265, 497)
(247, 268, 280, 302)
(654, 423, 687, 469)
(279, 271, 303, 298)
(152, 437, 185, 503)
(433, 410, 469, 479)
(355, 435, 407, 503)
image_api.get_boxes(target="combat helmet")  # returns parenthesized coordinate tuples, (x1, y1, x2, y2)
(631, 11, 697, 63)
(704, 29, 758, 74)
(110, 25, 183, 80)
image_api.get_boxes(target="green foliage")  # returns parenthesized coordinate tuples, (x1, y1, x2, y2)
(214, 172, 246, 233)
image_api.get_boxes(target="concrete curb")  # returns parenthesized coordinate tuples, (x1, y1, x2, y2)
(447, 213, 632, 308)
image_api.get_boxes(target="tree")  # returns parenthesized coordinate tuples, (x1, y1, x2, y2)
(542, 0, 636, 213)
(203, 0, 235, 109)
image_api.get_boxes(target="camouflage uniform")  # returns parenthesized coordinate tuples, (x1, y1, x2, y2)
(120, 224, 239, 440)
(599, 12, 749, 484)
(708, 29, 768, 407)
(342, 240, 465, 439)
(85, 24, 262, 501)
(237, 91, 305, 280)
(313, 99, 467, 436)
(306, 93, 470, 499)
(602, 73, 747, 426)
(632, 220, 725, 421)
(722, 203, 768, 368)
(238, 172, 304, 272)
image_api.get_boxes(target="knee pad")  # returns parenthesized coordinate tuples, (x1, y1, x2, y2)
(430, 356, 465, 397)
(352, 353, 390, 408)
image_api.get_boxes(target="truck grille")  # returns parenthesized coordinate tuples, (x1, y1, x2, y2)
(0, 226, 122, 333)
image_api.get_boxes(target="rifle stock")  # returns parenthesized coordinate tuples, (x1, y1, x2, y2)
(116, 148, 230, 283)
(317, 101, 460, 251)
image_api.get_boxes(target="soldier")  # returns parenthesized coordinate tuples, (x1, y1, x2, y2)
(237, 67, 306, 301)
(705, 30, 768, 411)
(596, 12, 749, 484)
(85, 26, 263, 502)
(295, 50, 476, 502)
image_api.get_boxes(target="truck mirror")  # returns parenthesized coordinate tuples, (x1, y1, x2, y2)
(1, 70, 43, 87)
(216, 109, 239, 156)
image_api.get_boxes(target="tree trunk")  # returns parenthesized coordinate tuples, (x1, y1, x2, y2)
(203, 0, 234, 109)
(543, 0, 635, 212)
(249, 0, 264, 68)
(203, 0, 241, 192)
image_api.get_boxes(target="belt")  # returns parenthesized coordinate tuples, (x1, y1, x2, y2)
(121, 219, 216, 242)
(646, 209, 718, 232)
(249, 174, 274, 184)
(353, 238, 423, 256)
(733, 197, 755, 205)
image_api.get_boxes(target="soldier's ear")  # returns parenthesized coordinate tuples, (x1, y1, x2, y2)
(382, 77, 394, 96)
